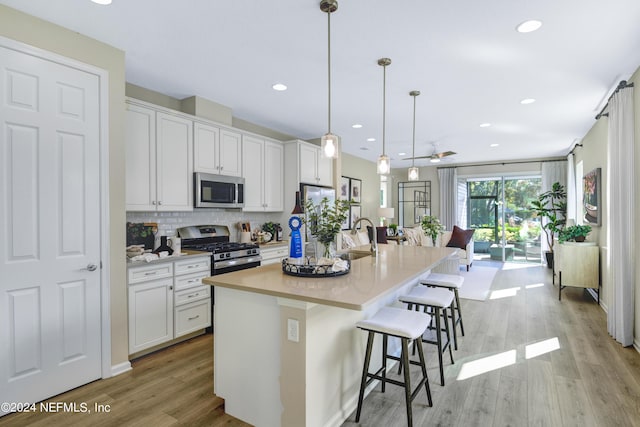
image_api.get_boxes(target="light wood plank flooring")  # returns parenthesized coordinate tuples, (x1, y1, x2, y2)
(2, 261, 639, 426)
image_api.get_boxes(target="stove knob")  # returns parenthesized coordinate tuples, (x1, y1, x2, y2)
(226, 253, 231, 258)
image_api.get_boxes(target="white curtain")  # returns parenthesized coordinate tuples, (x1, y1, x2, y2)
(540, 160, 567, 253)
(566, 152, 577, 223)
(607, 86, 635, 347)
(438, 168, 457, 230)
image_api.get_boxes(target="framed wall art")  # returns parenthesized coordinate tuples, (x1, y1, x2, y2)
(339, 176, 350, 201)
(350, 178, 362, 204)
(583, 167, 601, 226)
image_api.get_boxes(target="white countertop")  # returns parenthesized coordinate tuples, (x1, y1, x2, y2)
(126, 250, 210, 268)
(203, 244, 458, 310)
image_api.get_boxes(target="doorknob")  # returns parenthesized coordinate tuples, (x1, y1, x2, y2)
(85, 263, 98, 272)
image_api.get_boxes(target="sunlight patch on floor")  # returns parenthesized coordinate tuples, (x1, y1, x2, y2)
(525, 283, 544, 289)
(457, 337, 561, 380)
(489, 287, 520, 299)
(525, 337, 560, 359)
(457, 350, 516, 380)
(502, 262, 541, 271)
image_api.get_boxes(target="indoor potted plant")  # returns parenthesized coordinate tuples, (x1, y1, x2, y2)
(303, 197, 350, 258)
(530, 182, 567, 268)
(421, 215, 445, 246)
(559, 224, 592, 243)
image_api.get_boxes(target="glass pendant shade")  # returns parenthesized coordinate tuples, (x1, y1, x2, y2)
(408, 166, 419, 181)
(377, 154, 390, 175)
(321, 132, 339, 159)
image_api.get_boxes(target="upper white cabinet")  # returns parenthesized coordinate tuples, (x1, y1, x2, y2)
(126, 101, 193, 211)
(242, 135, 284, 212)
(298, 141, 333, 186)
(193, 122, 242, 177)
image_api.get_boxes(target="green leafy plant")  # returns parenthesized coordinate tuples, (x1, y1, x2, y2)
(261, 222, 278, 237)
(389, 223, 398, 235)
(303, 197, 350, 257)
(530, 182, 567, 252)
(559, 224, 592, 243)
(421, 215, 444, 246)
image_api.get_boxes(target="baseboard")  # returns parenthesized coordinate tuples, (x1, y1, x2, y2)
(111, 361, 132, 377)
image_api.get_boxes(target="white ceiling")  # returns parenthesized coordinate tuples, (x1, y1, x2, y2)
(4, 0, 640, 167)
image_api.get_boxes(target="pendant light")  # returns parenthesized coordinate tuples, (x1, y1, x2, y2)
(408, 90, 420, 181)
(377, 58, 391, 175)
(320, 0, 339, 159)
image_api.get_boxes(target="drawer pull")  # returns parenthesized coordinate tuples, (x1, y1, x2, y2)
(187, 279, 199, 284)
(188, 315, 200, 321)
(144, 271, 157, 276)
(187, 293, 200, 298)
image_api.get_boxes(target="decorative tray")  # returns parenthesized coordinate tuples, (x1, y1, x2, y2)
(282, 258, 350, 278)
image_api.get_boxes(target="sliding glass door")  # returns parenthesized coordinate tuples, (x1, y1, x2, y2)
(467, 176, 542, 263)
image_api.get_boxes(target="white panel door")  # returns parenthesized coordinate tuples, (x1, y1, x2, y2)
(299, 143, 319, 184)
(193, 121, 220, 175)
(0, 45, 102, 413)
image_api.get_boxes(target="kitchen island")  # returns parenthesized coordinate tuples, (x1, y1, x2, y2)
(203, 244, 458, 427)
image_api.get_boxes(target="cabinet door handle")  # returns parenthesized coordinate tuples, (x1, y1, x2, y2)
(188, 315, 200, 321)
(158, 201, 162, 205)
(152, 201, 156, 205)
(220, 166, 223, 170)
(169, 286, 173, 291)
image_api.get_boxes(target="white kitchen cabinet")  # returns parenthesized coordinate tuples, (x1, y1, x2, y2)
(297, 140, 333, 186)
(128, 265, 174, 354)
(242, 135, 284, 212)
(125, 100, 193, 211)
(193, 122, 242, 177)
(128, 255, 211, 355)
(260, 244, 289, 266)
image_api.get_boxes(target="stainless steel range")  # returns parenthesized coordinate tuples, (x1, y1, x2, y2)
(178, 225, 261, 275)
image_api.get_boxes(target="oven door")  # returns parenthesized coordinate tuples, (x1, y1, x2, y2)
(213, 256, 262, 275)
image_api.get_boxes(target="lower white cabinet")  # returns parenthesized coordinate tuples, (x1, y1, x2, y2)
(260, 244, 289, 266)
(128, 275, 174, 354)
(128, 255, 211, 355)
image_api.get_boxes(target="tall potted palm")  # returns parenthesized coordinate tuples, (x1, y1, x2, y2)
(530, 182, 567, 268)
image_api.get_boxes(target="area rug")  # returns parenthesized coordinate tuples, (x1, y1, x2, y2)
(458, 265, 499, 301)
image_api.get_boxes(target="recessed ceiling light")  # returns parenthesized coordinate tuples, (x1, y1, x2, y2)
(398, 152, 406, 156)
(430, 158, 441, 163)
(352, 124, 363, 129)
(91, 0, 112, 4)
(272, 83, 287, 91)
(480, 123, 491, 128)
(516, 20, 542, 33)
(520, 98, 536, 105)
(490, 143, 500, 147)
(367, 137, 376, 142)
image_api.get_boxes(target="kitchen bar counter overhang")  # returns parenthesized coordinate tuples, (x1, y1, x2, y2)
(202, 244, 459, 427)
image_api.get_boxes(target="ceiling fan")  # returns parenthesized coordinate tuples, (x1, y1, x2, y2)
(404, 143, 456, 163)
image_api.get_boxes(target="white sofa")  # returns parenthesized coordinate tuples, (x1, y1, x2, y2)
(400, 227, 474, 271)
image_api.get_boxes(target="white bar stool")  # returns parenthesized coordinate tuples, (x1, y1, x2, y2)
(421, 272, 465, 350)
(399, 286, 455, 386)
(355, 306, 433, 427)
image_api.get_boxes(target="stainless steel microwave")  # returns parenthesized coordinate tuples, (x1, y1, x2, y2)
(194, 172, 244, 208)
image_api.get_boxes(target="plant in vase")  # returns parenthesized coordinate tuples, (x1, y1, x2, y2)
(421, 215, 444, 246)
(559, 224, 592, 243)
(530, 182, 567, 267)
(389, 223, 398, 236)
(303, 197, 350, 258)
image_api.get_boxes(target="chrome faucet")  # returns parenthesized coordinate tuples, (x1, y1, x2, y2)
(351, 217, 378, 256)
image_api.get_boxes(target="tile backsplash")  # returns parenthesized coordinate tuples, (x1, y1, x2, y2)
(126, 209, 284, 242)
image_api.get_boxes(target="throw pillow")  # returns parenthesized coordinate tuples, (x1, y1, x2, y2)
(446, 225, 474, 250)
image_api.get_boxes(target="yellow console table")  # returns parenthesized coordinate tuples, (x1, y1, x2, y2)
(553, 242, 600, 301)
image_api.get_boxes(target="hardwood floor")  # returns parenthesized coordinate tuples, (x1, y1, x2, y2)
(0, 332, 249, 427)
(2, 262, 639, 426)
(342, 261, 640, 426)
